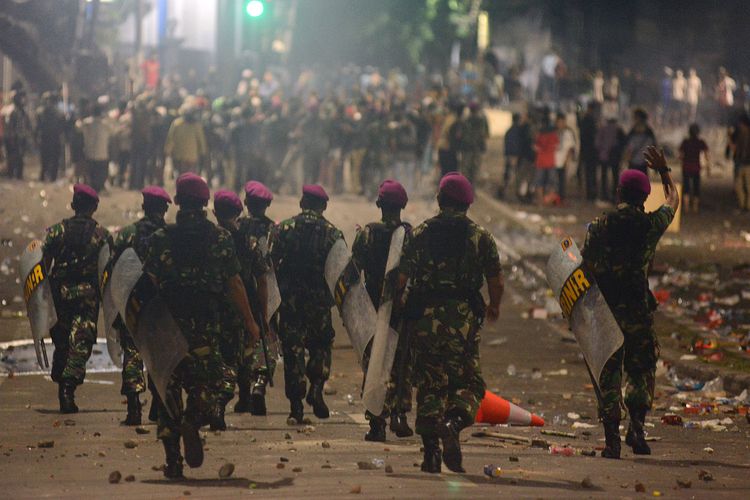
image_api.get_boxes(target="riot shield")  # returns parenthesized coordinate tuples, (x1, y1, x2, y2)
(362, 225, 405, 415)
(119, 249, 188, 417)
(253, 236, 282, 373)
(324, 238, 377, 364)
(20, 240, 56, 369)
(545, 237, 623, 388)
(97, 244, 123, 367)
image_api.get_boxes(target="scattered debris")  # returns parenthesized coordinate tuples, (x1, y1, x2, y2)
(676, 479, 692, 489)
(134, 427, 150, 435)
(124, 475, 135, 482)
(634, 481, 646, 493)
(37, 441, 54, 448)
(703, 446, 714, 454)
(581, 477, 593, 489)
(356, 461, 378, 470)
(541, 429, 576, 439)
(483, 465, 502, 478)
(321, 441, 331, 449)
(292, 467, 302, 473)
(108, 471, 121, 484)
(509, 456, 519, 462)
(219, 463, 235, 479)
(276, 463, 285, 469)
(384, 465, 393, 473)
(471, 430, 531, 445)
(698, 470, 714, 482)
(123, 440, 137, 449)
(349, 485, 362, 494)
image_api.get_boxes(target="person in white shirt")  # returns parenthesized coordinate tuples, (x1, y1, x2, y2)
(555, 113, 576, 203)
(672, 70, 687, 123)
(79, 104, 113, 192)
(686, 68, 702, 122)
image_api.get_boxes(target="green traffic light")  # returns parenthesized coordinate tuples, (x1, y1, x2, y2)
(246, 0, 264, 17)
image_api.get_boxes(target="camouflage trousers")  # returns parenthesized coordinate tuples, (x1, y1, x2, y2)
(237, 337, 277, 393)
(50, 296, 99, 386)
(116, 317, 146, 395)
(362, 324, 413, 420)
(461, 150, 483, 184)
(412, 302, 485, 436)
(277, 296, 334, 401)
(157, 348, 224, 441)
(215, 323, 246, 405)
(597, 325, 659, 422)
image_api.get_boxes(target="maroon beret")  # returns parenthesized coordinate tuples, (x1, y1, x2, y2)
(175, 173, 210, 205)
(302, 184, 329, 201)
(73, 183, 99, 203)
(244, 180, 273, 202)
(439, 172, 474, 205)
(377, 179, 408, 208)
(141, 186, 172, 204)
(618, 169, 651, 196)
(214, 189, 243, 213)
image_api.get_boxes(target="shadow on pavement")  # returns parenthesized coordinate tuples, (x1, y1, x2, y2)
(141, 477, 295, 489)
(34, 408, 113, 414)
(386, 473, 595, 491)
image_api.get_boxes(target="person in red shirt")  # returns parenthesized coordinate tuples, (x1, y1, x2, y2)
(678, 123, 710, 213)
(534, 113, 559, 203)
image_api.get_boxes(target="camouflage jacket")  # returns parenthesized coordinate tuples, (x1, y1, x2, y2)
(270, 208, 343, 304)
(43, 214, 112, 300)
(582, 202, 675, 324)
(143, 209, 240, 341)
(220, 220, 268, 301)
(400, 208, 501, 313)
(352, 215, 411, 309)
(113, 214, 166, 262)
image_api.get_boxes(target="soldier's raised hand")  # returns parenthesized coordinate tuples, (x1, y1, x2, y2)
(644, 146, 668, 172)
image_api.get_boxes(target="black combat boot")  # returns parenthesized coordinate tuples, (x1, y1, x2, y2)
(364, 416, 387, 442)
(420, 435, 442, 473)
(162, 438, 185, 479)
(59, 383, 79, 414)
(209, 403, 227, 431)
(122, 393, 142, 426)
(390, 412, 414, 438)
(601, 420, 621, 459)
(234, 388, 252, 413)
(287, 399, 304, 425)
(148, 397, 160, 422)
(438, 418, 465, 473)
(179, 419, 204, 468)
(625, 409, 651, 455)
(250, 373, 268, 416)
(307, 381, 330, 419)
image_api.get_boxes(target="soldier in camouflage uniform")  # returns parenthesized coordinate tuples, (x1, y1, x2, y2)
(352, 180, 414, 441)
(43, 184, 112, 413)
(210, 189, 268, 430)
(144, 173, 260, 478)
(270, 184, 342, 424)
(234, 181, 276, 415)
(112, 186, 172, 425)
(398, 172, 503, 473)
(582, 147, 679, 459)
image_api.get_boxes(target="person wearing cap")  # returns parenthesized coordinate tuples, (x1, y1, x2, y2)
(269, 184, 343, 425)
(397, 172, 503, 474)
(143, 173, 260, 478)
(110, 186, 172, 425)
(582, 147, 679, 459)
(210, 189, 269, 430)
(42, 184, 113, 414)
(234, 181, 276, 415)
(351, 179, 414, 442)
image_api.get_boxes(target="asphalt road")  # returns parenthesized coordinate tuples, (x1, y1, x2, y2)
(1, 181, 749, 499)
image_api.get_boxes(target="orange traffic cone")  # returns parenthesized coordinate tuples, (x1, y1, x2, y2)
(475, 390, 545, 426)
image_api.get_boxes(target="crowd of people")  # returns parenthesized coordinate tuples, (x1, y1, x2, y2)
(0, 67, 492, 202)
